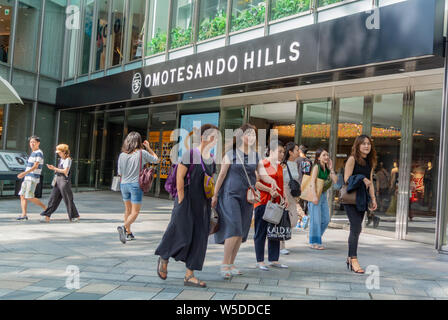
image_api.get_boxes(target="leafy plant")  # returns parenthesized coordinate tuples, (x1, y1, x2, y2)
(147, 30, 167, 55)
(198, 10, 227, 41)
(231, 2, 266, 32)
(318, 0, 344, 7)
(170, 26, 193, 49)
(271, 0, 310, 21)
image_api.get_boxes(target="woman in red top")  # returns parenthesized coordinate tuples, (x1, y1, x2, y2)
(253, 141, 289, 271)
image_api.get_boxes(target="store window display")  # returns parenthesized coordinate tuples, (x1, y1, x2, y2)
(0, 1, 13, 64)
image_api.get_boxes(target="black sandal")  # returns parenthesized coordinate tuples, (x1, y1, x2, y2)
(184, 274, 206, 288)
(157, 257, 168, 280)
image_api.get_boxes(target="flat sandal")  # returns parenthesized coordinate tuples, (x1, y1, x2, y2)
(184, 274, 206, 288)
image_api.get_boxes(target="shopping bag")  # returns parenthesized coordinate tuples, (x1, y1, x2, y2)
(267, 210, 292, 241)
(111, 176, 121, 192)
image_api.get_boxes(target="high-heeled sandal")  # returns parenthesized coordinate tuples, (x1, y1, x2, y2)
(230, 265, 243, 275)
(220, 264, 232, 279)
(346, 257, 365, 274)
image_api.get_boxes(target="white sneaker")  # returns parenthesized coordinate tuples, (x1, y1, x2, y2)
(280, 249, 290, 255)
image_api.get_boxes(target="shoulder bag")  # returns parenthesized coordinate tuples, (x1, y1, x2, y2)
(236, 151, 260, 204)
(339, 184, 357, 205)
(286, 163, 301, 197)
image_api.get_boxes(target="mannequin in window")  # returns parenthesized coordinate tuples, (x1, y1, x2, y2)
(423, 161, 434, 212)
(375, 162, 390, 212)
(386, 161, 399, 216)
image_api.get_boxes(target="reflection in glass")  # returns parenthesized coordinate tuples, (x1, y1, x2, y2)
(0, 105, 3, 146)
(301, 100, 331, 156)
(14, 0, 41, 72)
(35, 104, 56, 185)
(231, 0, 265, 32)
(94, 0, 109, 71)
(80, 0, 94, 74)
(408, 90, 442, 242)
(250, 102, 297, 150)
(66, 0, 80, 78)
(110, 0, 125, 66)
(127, 0, 146, 61)
(331, 97, 364, 222)
(198, 0, 227, 41)
(318, 0, 344, 7)
(270, 0, 310, 21)
(41, 0, 67, 78)
(0, 0, 14, 64)
(370, 93, 403, 233)
(6, 102, 33, 151)
(146, 0, 169, 55)
(170, 0, 194, 50)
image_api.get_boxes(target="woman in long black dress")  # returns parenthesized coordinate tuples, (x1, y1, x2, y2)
(155, 124, 219, 288)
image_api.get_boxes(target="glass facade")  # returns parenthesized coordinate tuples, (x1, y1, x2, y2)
(66, 0, 81, 79)
(270, 0, 311, 21)
(13, 0, 41, 72)
(94, 0, 109, 71)
(35, 103, 56, 185)
(80, 0, 94, 75)
(198, 0, 227, 41)
(6, 102, 33, 151)
(170, 0, 194, 50)
(300, 100, 331, 152)
(318, 0, 345, 7)
(231, 0, 266, 33)
(126, 0, 146, 61)
(146, 0, 170, 56)
(109, 0, 125, 67)
(0, 0, 14, 64)
(0, 105, 3, 146)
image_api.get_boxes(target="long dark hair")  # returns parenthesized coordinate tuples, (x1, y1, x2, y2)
(351, 135, 377, 169)
(282, 142, 298, 164)
(314, 148, 329, 171)
(122, 132, 143, 154)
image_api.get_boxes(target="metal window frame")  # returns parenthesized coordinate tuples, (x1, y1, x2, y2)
(2, 0, 19, 150)
(88, 0, 99, 75)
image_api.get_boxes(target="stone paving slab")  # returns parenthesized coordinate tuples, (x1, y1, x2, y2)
(1, 191, 448, 300)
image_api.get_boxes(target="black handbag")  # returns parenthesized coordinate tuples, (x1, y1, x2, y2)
(267, 209, 292, 241)
(286, 163, 301, 197)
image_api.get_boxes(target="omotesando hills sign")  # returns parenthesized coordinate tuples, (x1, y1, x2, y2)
(57, 0, 444, 108)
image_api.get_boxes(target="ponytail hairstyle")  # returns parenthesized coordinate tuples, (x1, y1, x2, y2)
(282, 141, 298, 164)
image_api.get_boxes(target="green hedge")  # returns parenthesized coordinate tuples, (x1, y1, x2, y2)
(319, 0, 344, 7)
(198, 11, 227, 41)
(271, 0, 310, 21)
(170, 27, 193, 49)
(147, 30, 167, 55)
(231, 2, 266, 32)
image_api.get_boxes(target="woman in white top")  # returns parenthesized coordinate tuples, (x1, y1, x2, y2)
(41, 144, 79, 223)
(280, 142, 303, 255)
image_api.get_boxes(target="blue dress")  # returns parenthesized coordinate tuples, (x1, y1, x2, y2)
(214, 149, 259, 245)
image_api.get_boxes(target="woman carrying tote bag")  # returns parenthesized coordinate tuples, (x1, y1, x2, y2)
(307, 148, 338, 250)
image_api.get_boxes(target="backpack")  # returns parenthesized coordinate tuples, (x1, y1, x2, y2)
(164, 149, 195, 198)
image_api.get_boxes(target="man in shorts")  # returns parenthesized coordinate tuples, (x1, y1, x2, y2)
(17, 136, 47, 220)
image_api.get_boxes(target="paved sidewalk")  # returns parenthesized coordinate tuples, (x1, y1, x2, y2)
(0, 191, 448, 300)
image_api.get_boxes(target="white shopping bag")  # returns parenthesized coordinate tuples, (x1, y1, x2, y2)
(111, 176, 121, 192)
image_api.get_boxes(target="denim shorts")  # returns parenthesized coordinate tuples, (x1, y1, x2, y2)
(120, 183, 143, 204)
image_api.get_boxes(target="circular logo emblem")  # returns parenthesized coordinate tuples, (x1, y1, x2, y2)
(132, 73, 142, 95)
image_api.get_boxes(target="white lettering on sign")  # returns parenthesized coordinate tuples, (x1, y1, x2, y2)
(134, 40, 302, 93)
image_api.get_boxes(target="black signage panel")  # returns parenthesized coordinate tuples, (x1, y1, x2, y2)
(57, 0, 444, 108)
